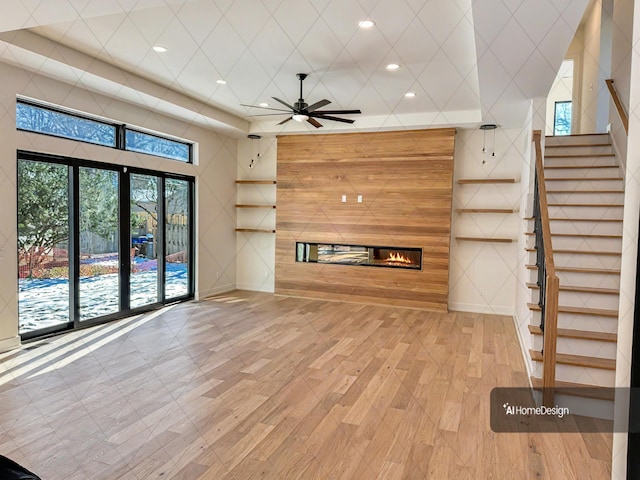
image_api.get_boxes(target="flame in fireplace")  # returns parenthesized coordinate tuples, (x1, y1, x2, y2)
(386, 252, 413, 265)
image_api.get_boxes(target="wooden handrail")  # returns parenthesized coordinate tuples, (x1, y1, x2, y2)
(606, 79, 629, 135)
(533, 131, 556, 278)
(532, 130, 560, 407)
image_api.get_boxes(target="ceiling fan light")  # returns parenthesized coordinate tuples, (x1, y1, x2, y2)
(292, 114, 309, 122)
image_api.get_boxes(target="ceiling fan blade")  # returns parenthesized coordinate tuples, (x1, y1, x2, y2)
(311, 114, 355, 124)
(240, 104, 291, 113)
(277, 116, 293, 125)
(247, 113, 294, 117)
(272, 97, 297, 112)
(305, 99, 331, 113)
(313, 109, 362, 115)
(307, 117, 323, 128)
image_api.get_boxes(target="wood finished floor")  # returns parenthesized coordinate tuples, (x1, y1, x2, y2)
(0, 291, 612, 479)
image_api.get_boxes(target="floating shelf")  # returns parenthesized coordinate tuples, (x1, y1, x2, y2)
(456, 208, 518, 214)
(235, 204, 276, 209)
(235, 228, 276, 233)
(457, 178, 519, 184)
(235, 180, 276, 184)
(455, 236, 514, 243)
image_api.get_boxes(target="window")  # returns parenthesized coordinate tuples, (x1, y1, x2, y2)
(17, 102, 116, 147)
(553, 101, 572, 136)
(16, 99, 193, 163)
(126, 129, 190, 162)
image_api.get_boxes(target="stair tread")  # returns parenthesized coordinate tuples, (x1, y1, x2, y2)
(526, 264, 620, 274)
(544, 142, 611, 148)
(548, 203, 624, 207)
(527, 302, 618, 317)
(528, 324, 617, 342)
(526, 282, 619, 295)
(545, 177, 623, 181)
(545, 154, 615, 158)
(549, 217, 622, 222)
(530, 377, 615, 401)
(547, 189, 624, 193)
(529, 349, 616, 370)
(525, 232, 622, 239)
(525, 247, 620, 256)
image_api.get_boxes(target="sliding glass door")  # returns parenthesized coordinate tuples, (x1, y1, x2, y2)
(130, 173, 160, 308)
(165, 178, 191, 300)
(17, 160, 71, 334)
(18, 153, 194, 339)
(79, 167, 121, 320)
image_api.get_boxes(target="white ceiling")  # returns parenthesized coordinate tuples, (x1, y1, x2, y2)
(0, 0, 590, 136)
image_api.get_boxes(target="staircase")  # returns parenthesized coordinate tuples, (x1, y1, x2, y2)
(527, 133, 622, 419)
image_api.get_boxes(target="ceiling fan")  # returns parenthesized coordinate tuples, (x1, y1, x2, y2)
(241, 73, 361, 128)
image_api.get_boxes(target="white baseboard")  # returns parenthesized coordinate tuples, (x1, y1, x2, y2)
(236, 282, 275, 293)
(196, 283, 235, 300)
(513, 310, 535, 387)
(448, 302, 514, 316)
(0, 335, 21, 354)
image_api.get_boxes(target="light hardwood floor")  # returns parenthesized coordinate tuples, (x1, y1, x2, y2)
(0, 292, 612, 479)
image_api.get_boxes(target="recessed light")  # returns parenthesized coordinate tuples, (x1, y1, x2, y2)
(386, 63, 401, 71)
(152, 45, 167, 53)
(358, 19, 375, 29)
(259, 102, 269, 107)
(405, 92, 417, 98)
(216, 79, 227, 85)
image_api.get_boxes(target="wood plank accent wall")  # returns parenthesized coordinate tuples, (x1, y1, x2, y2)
(275, 128, 456, 312)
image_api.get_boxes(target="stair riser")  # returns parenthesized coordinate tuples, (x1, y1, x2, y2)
(531, 335, 617, 359)
(548, 220, 623, 235)
(544, 145, 613, 157)
(545, 134, 610, 146)
(532, 362, 615, 387)
(534, 236, 622, 252)
(547, 205, 623, 220)
(528, 251, 621, 269)
(560, 271, 620, 289)
(555, 253, 620, 270)
(544, 167, 621, 179)
(529, 289, 620, 310)
(544, 179, 624, 190)
(547, 192, 624, 204)
(551, 395, 613, 420)
(530, 311, 618, 333)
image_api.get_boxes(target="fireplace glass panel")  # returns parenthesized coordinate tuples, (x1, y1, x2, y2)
(296, 242, 422, 270)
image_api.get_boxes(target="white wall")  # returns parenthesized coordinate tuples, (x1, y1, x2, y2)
(609, 0, 634, 174)
(612, 1, 639, 477)
(0, 61, 237, 352)
(580, 0, 604, 133)
(448, 127, 526, 316)
(235, 136, 276, 292)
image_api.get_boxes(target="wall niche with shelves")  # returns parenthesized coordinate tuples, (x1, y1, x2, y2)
(235, 180, 276, 233)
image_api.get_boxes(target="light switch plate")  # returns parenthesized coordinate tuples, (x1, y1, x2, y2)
(341, 195, 346, 203)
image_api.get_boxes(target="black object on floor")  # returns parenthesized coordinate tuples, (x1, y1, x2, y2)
(0, 455, 42, 480)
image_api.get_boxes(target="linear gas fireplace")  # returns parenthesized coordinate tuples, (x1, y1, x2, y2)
(296, 242, 422, 270)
